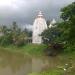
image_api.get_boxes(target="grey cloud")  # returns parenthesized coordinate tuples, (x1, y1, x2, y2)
(0, 0, 74, 25)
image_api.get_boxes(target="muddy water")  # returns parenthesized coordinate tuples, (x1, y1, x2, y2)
(0, 49, 60, 75)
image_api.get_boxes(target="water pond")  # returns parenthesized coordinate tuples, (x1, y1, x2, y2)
(0, 49, 61, 75)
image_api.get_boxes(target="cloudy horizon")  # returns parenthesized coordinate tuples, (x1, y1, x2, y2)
(0, 0, 74, 26)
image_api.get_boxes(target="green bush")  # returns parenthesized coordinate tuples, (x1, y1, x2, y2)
(44, 43, 64, 56)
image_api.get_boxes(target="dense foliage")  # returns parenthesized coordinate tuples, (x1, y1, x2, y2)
(60, 2, 75, 52)
(41, 2, 75, 53)
(0, 22, 32, 46)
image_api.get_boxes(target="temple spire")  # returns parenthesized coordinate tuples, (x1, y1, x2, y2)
(32, 11, 47, 44)
(37, 11, 43, 18)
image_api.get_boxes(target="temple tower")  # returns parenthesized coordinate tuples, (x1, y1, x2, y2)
(32, 11, 47, 44)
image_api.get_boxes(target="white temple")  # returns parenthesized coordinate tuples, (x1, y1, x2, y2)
(32, 11, 47, 44)
(49, 19, 56, 28)
(32, 11, 56, 44)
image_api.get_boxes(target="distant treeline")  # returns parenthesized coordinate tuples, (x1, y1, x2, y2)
(0, 22, 32, 46)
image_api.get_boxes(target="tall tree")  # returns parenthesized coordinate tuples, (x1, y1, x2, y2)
(60, 2, 75, 44)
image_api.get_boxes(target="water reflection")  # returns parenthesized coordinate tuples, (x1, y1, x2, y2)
(0, 49, 64, 75)
(0, 49, 32, 75)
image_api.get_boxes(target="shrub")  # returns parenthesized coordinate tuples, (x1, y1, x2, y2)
(44, 43, 64, 56)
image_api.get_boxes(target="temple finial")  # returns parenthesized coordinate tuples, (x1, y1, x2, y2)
(37, 11, 43, 18)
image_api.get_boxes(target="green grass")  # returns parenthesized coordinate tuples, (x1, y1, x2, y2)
(21, 44, 47, 56)
(28, 68, 75, 75)
(28, 69, 63, 75)
(0, 44, 47, 56)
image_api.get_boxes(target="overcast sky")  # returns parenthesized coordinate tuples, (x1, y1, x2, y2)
(0, 0, 74, 26)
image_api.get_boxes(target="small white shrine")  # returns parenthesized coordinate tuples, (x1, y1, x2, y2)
(49, 19, 56, 28)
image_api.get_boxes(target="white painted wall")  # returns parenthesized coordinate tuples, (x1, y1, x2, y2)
(32, 11, 47, 44)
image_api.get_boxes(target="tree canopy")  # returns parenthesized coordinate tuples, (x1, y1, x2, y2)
(41, 2, 75, 52)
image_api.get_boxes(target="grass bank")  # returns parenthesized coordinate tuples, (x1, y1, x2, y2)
(28, 68, 75, 75)
(0, 44, 47, 56)
(28, 69, 63, 75)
